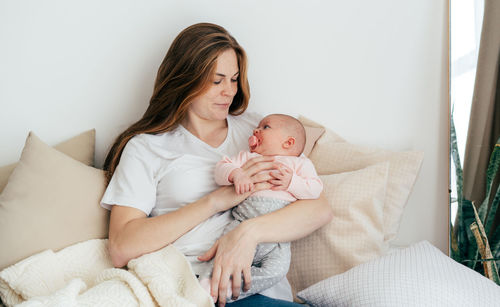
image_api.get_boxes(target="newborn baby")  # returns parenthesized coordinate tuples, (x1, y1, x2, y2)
(199, 113, 323, 302)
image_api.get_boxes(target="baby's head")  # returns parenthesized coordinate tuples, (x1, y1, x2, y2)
(248, 114, 306, 156)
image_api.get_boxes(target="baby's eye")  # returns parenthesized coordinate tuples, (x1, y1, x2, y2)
(263, 125, 270, 129)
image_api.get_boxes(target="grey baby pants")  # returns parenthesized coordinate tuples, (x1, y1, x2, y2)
(200, 196, 291, 301)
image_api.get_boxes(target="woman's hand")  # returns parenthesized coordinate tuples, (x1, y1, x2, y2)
(240, 155, 279, 185)
(269, 163, 293, 191)
(197, 221, 257, 306)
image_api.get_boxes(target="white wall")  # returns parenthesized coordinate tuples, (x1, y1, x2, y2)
(0, 0, 449, 252)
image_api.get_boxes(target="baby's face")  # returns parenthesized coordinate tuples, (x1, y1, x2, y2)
(249, 115, 289, 155)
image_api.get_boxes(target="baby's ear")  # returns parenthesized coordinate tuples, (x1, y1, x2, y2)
(283, 137, 296, 149)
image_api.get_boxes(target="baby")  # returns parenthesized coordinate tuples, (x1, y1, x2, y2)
(199, 113, 323, 301)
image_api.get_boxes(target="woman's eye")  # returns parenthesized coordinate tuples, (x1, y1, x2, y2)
(214, 80, 222, 85)
(231, 78, 238, 83)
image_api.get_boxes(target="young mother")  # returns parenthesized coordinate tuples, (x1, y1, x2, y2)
(101, 23, 332, 307)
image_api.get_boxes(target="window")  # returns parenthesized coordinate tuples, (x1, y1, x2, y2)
(450, 0, 484, 225)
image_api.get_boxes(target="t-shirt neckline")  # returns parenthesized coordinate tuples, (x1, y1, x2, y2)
(178, 116, 231, 151)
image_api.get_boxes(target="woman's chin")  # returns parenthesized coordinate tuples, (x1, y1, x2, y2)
(210, 110, 229, 121)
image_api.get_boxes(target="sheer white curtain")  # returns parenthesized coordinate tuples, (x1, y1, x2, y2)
(450, 0, 484, 223)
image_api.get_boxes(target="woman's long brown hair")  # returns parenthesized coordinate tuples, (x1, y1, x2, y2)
(103, 23, 250, 183)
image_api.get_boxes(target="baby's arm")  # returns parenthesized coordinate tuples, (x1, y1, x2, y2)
(289, 158, 323, 199)
(272, 158, 323, 199)
(214, 151, 254, 194)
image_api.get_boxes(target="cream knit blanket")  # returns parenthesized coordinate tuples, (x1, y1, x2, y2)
(0, 239, 213, 307)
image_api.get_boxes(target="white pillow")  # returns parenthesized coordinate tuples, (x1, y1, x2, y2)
(297, 241, 500, 307)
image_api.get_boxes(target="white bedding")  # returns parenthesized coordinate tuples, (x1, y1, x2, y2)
(0, 239, 213, 307)
(297, 241, 500, 307)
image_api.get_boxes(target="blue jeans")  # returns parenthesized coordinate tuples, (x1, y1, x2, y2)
(225, 294, 302, 306)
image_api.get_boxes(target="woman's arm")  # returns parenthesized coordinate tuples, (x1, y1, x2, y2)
(108, 155, 277, 268)
(109, 193, 214, 268)
(108, 185, 255, 268)
(244, 193, 332, 242)
(200, 194, 333, 306)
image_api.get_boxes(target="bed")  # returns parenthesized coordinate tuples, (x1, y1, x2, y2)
(1, 117, 499, 306)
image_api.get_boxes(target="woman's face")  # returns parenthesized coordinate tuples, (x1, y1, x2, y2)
(187, 48, 239, 122)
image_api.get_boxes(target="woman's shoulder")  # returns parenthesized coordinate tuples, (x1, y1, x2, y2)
(126, 132, 165, 150)
(123, 129, 184, 159)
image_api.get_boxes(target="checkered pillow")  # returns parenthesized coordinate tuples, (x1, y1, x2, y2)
(298, 241, 500, 307)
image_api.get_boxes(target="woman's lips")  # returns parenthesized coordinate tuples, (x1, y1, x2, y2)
(215, 103, 230, 108)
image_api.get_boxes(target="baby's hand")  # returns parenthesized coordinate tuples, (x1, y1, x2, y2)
(269, 163, 293, 191)
(234, 176, 254, 194)
(230, 169, 254, 194)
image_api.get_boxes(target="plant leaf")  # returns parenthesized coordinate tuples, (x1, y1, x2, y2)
(450, 113, 463, 200)
(450, 113, 468, 261)
(471, 204, 500, 282)
(478, 138, 500, 225)
(492, 226, 500, 272)
(462, 200, 479, 268)
(483, 145, 500, 234)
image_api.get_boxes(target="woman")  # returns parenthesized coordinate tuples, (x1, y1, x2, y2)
(101, 23, 332, 307)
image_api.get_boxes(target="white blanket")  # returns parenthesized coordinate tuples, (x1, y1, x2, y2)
(0, 239, 213, 307)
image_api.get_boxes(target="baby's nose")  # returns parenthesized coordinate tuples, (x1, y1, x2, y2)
(253, 128, 260, 135)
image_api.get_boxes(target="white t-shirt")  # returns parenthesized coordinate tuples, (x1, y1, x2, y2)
(101, 112, 292, 301)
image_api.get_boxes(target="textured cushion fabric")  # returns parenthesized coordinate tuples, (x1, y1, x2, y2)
(297, 241, 500, 307)
(300, 117, 424, 242)
(287, 162, 390, 300)
(0, 129, 95, 193)
(310, 141, 424, 243)
(0, 132, 109, 270)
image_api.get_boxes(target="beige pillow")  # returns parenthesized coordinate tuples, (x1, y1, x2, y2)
(310, 137, 424, 243)
(0, 129, 95, 193)
(299, 116, 424, 242)
(0, 132, 109, 270)
(303, 126, 325, 157)
(299, 116, 345, 143)
(287, 162, 390, 299)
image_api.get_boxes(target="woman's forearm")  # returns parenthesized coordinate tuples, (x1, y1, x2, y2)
(202, 194, 333, 303)
(241, 193, 333, 244)
(109, 193, 218, 267)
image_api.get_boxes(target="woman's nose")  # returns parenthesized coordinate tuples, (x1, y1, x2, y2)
(222, 80, 237, 96)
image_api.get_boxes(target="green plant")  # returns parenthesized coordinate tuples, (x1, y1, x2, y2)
(450, 113, 500, 285)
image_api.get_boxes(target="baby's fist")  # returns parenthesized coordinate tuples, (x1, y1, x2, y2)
(230, 168, 254, 194)
(234, 177, 254, 194)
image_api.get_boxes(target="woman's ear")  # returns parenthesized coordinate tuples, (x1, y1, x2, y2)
(283, 137, 296, 149)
